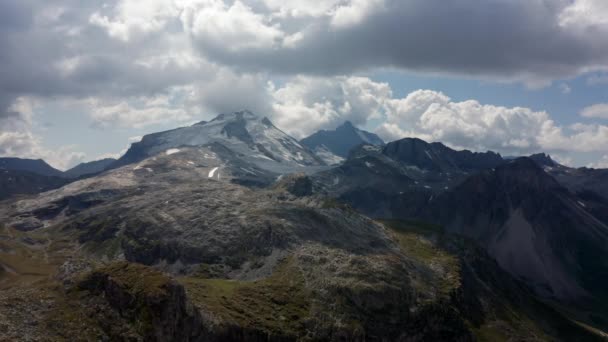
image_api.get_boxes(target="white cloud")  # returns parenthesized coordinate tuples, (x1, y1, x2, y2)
(269, 76, 390, 138)
(559, 83, 571, 94)
(540, 123, 608, 153)
(379, 90, 554, 154)
(182, 0, 295, 52)
(331, 0, 384, 28)
(262, 0, 341, 18)
(589, 155, 608, 169)
(268, 79, 608, 158)
(0, 98, 86, 170)
(90, 0, 179, 41)
(580, 103, 608, 119)
(89, 95, 194, 129)
(559, 0, 608, 29)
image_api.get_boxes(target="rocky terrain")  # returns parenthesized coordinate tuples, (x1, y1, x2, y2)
(0, 111, 606, 341)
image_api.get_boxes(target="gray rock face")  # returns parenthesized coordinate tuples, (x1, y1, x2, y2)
(426, 158, 608, 301)
(312, 142, 488, 219)
(382, 138, 504, 173)
(64, 158, 117, 178)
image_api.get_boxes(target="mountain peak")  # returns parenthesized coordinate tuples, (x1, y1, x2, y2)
(110, 111, 323, 170)
(383, 137, 504, 172)
(301, 121, 384, 159)
(210, 110, 259, 123)
(339, 121, 355, 129)
(529, 153, 557, 167)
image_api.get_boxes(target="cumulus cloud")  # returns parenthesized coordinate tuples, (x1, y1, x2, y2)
(580, 103, 608, 119)
(0, 97, 86, 170)
(180, 0, 608, 86)
(89, 97, 193, 129)
(589, 155, 608, 169)
(378, 89, 608, 155)
(269, 76, 390, 138)
(378, 90, 555, 154)
(265, 77, 608, 158)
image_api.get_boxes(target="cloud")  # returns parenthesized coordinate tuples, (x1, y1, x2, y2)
(0, 97, 86, 170)
(182, 0, 297, 52)
(589, 155, 608, 169)
(269, 76, 390, 138)
(379, 89, 608, 155)
(180, 0, 608, 86)
(559, 83, 572, 94)
(378, 89, 554, 154)
(265, 77, 608, 158)
(580, 103, 608, 119)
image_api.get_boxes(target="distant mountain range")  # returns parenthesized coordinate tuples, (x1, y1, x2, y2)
(0, 157, 116, 200)
(1, 110, 608, 340)
(0, 157, 64, 177)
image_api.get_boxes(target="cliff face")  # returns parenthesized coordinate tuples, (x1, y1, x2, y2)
(78, 262, 206, 342)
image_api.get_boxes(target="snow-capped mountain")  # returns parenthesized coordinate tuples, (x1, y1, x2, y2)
(111, 111, 325, 172)
(300, 121, 384, 164)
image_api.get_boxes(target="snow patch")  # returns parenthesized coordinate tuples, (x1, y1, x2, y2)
(166, 148, 181, 155)
(578, 201, 586, 208)
(240, 167, 257, 175)
(362, 145, 380, 152)
(208, 167, 219, 178)
(425, 150, 433, 160)
(365, 162, 374, 168)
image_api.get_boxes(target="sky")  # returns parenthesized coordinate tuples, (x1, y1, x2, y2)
(1, 0, 608, 170)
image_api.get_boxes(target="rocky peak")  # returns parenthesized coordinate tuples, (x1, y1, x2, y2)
(110, 110, 324, 171)
(529, 153, 557, 167)
(301, 121, 384, 159)
(383, 138, 504, 172)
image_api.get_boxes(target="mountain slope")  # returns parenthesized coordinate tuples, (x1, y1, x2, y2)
(383, 138, 504, 173)
(0, 148, 602, 340)
(111, 111, 325, 173)
(0, 157, 64, 177)
(64, 158, 116, 178)
(0, 169, 68, 201)
(300, 121, 384, 164)
(313, 139, 505, 219)
(425, 158, 608, 316)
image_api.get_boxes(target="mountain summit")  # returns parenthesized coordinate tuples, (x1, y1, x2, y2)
(111, 110, 324, 171)
(300, 121, 384, 164)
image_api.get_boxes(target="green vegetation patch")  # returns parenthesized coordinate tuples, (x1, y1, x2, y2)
(380, 220, 461, 296)
(80, 261, 172, 299)
(180, 257, 312, 339)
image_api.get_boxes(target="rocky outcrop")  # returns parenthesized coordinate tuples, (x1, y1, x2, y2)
(78, 262, 206, 341)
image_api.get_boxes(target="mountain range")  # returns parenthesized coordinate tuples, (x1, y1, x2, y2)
(0, 111, 607, 341)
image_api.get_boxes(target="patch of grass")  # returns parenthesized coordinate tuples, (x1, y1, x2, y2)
(82, 261, 172, 299)
(180, 257, 311, 339)
(381, 220, 461, 296)
(472, 323, 510, 342)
